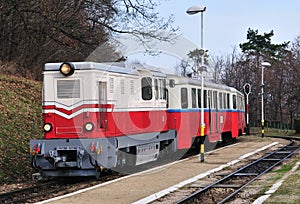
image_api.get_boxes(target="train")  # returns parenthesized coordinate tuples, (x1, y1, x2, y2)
(30, 61, 246, 177)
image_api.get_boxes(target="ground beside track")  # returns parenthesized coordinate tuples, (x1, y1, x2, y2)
(251, 132, 300, 203)
(37, 136, 290, 204)
(252, 149, 300, 204)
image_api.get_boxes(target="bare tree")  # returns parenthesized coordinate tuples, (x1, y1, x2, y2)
(210, 55, 225, 83)
(174, 59, 190, 76)
(0, 0, 178, 79)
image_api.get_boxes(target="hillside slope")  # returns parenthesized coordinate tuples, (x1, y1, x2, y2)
(0, 75, 43, 183)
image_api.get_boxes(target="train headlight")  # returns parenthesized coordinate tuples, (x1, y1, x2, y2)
(84, 122, 94, 132)
(44, 123, 53, 132)
(59, 62, 75, 76)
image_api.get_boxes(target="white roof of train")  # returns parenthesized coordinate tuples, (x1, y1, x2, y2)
(45, 61, 241, 94)
(169, 75, 234, 92)
(44, 61, 176, 77)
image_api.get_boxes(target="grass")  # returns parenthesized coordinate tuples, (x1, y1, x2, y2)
(250, 127, 297, 137)
(252, 157, 300, 204)
(0, 74, 43, 183)
(264, 169, 300, 203)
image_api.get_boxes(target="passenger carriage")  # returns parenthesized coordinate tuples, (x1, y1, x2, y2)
(166, 76, 245, 149)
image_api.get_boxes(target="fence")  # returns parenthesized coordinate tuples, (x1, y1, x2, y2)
(251, 120, 295, 132)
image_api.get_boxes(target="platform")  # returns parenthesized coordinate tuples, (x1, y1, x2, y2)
(38, 137, 288, 204)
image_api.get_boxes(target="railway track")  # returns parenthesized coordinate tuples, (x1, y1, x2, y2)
(0, 174, 120, 204)
(0, 180, 64, 203)
(0, 137, 236, 204)
(176, 140, 300, 204)
(2, 136, 294, 203)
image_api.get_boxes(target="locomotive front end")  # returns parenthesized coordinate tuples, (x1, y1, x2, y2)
(30, 138, 117, 177)
(30, 62, 117, 177)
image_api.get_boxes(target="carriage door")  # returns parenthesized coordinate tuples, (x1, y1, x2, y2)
(208, 91, 212, 134)
(99, 82, 107, 129)
(214, 91, 219, 134)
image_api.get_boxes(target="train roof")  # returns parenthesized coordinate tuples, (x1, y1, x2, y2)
(44, 61, 241, 94)
(44, 61, 176, 77)
(168, 74, 235, 92)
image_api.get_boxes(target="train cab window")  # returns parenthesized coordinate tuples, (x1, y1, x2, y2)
(169, 79, 175, 88)
(166, 89, 169, 108)
(197, 89, 201, 108)
(233, 95, 237, 109)
(181, 88, 188, 109)
(154, 79, 159, 100)
(192, 88, 197, 108)
(159, 79, 166, 100)
(142, 77, 152, 100)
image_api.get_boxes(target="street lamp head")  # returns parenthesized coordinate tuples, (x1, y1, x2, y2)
(261, 62, 271, 67)
(186, 6, 206, 15)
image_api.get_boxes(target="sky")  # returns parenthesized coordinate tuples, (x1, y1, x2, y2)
(117, 0, 300, 69)
(162, 0, 300, 53)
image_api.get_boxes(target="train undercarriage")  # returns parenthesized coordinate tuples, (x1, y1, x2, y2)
(30, 130, 177, 178)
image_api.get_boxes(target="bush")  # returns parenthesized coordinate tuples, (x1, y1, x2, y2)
(0, 75, 43, 183)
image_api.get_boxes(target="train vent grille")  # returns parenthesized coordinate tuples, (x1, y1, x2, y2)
(57, 80, 80, 99)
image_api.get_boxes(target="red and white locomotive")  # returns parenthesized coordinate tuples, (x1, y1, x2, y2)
(30, 61, 246, 177)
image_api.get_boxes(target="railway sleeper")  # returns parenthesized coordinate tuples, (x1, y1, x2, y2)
(234, 173, 259, 176)
(261, 158, 282, 161)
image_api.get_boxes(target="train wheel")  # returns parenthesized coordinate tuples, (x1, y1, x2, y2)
(159, 140, 174, 160)
(116, 148, 136, 168)
(95, 169, 101, 179)
(117, 150, 126, 168)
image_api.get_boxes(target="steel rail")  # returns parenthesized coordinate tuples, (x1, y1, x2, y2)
(0, 172, 121, 204)
(176, 141, 300, 204)
(218, 142, 300, 204)
(0, 181, 60, 204)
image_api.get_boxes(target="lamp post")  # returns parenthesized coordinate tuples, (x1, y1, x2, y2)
(261, 61, 271, 138)
(186, 5, 206, 162)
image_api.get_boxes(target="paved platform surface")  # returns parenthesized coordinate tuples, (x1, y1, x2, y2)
(40, 136, 288, 204)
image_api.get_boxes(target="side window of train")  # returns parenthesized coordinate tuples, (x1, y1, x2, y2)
(163, 79, 167, 100)
(141, 77, 153, 100)
(192, 88, 197, 108)
(197, 89, 201, 108)
(204, 90, 207, 108)
(219, 92, 223, 109)
(233, 95, 237, 109)
(223, 93, 226, 109)
(181, 88, 188, 109)
(208, 90, 212, 108)
(213, 91, 217, 110)
(227, 93, 230, 109)
(238, 96, 244, 110)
